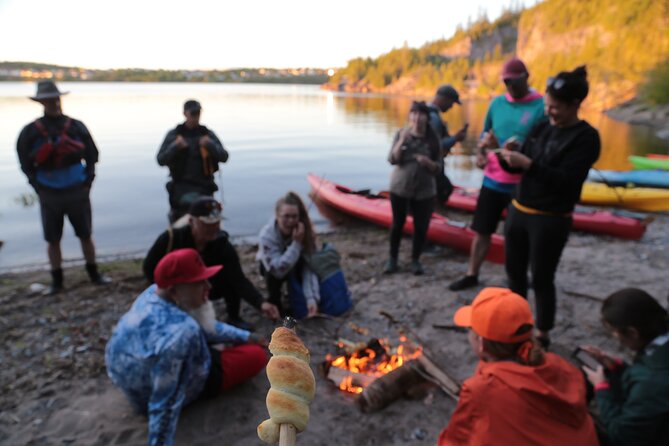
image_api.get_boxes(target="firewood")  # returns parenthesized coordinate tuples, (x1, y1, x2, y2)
(326, 366, 377, 389)
(355, 360, 426, 412)
(417, 355, 460, 400)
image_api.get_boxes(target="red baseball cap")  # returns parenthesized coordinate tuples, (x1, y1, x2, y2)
(454, 287, 534, 343)
(502, 58, 529, 79)
(154, 248, 222, 288)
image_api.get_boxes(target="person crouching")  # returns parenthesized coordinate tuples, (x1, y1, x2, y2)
(105, 248, 268, 446)
(438, 287, 599, 446)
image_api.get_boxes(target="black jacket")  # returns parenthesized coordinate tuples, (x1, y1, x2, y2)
(514, 120, 600, 213)
(143, 226, 264, 309)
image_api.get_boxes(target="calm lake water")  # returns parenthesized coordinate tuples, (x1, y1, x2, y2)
(1, 82, 668, 270)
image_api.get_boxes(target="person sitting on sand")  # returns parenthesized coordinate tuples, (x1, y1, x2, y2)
(106, 248, 268, 446)
(257, 191, 319, 318)
(581, 288, 669, 446)
(384, 101, 441, 276)
(157, 99, 229, 223)
(438, 287, 599, 446)
(143, 196, 280, 331)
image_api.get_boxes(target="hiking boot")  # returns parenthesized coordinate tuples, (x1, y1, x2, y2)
(226, 317, 255, 332)
(382, 258, 398, 274)
(448, 275, 479, 291)
(86, 263, 112, 285)
(44, 269, 64, 295)
(410, 260, 424, 276)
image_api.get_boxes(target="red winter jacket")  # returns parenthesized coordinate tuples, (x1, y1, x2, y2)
(438, 353, 599, 446)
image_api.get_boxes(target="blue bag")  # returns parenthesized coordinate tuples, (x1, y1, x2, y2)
(287, 244, 353, 318)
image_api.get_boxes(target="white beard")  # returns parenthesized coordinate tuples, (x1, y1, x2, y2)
(188, 300, 217, 335)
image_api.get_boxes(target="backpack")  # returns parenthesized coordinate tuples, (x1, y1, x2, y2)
(287, 243, 353, 319)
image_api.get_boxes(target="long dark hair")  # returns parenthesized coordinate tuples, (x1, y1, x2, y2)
(409, 100, 441, 159)
(546, 65, 589, 103)
(275, 191, 316, 255)
(482, 324, 545, 366)
(602, 288, 669, 345)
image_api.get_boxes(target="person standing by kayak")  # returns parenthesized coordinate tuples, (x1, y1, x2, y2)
(449, 58, 546, 291)
(157, 100, 229, 223)
(427, 85, 467, 204)
(384, 101, 441, 275)
(500, 66, 600, 348)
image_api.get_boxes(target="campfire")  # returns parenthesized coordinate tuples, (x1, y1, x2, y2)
(324, 336, 423, 395)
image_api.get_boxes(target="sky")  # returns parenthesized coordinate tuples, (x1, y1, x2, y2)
(0, 0, 536, 70)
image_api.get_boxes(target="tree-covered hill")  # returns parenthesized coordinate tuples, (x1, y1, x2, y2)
(327, 0, 669, 109)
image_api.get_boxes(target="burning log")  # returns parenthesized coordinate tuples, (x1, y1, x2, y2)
(326, 366, 377, 393)
(355, 360, 426, 412)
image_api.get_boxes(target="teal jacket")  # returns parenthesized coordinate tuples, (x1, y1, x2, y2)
(596, 339, 669, 445)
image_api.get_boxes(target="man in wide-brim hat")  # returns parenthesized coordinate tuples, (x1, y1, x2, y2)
(16, 80, 111, 294)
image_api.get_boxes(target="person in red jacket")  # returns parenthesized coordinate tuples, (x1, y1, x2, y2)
(438, 287, 599, 446)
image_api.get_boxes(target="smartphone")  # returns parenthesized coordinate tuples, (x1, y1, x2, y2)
(571, 347, 601, 370)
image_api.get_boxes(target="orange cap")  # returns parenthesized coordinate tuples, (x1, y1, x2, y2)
(453, 287, 534, 343)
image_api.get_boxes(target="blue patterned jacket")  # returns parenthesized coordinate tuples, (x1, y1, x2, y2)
(105, 285, 250, 446)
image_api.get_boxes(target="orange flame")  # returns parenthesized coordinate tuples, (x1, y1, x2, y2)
(327, 337, 422, 394)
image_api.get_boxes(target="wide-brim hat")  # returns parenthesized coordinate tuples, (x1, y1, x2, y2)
(30, 80, 69, 101)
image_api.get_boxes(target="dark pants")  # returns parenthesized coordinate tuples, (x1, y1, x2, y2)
(166, 180, 215, 223)
(389, 194, 434, 261)
(259, 263, 288, 315)
(436, 173, 454, 204)
(504, 205, 571, 331)
(208, 272, 241, 320)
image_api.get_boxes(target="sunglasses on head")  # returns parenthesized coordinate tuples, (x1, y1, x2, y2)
(546, 77, 566, 90)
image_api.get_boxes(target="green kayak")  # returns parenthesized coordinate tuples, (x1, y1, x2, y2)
(629, 155, 669, 171)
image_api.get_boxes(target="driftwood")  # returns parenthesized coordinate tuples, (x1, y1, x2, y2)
(562, 289, 604, 302)
(380, 310, 462, 401)
(417, 355, 460, 400)
(326, 366, 377, 389)
(355, 360, 426, 412)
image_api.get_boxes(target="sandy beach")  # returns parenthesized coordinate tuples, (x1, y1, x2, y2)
(1, 208, 668, 445)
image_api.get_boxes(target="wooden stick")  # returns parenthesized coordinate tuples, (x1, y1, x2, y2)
(417, 355, 460, 400)
(278, 317, 299, 445)
(279, 424, 296, 446)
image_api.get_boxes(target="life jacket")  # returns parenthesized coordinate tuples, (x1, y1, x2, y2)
(33, 118, 86, 169)
(168, 124, 219, 180)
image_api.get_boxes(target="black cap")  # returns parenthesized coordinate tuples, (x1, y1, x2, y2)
(184, 99, 202, 113)
(436, 85, 461, 104)
(189, 197, 222, 224)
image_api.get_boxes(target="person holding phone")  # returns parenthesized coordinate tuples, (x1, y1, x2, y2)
(384, 101, 441, 275)
(581, 288, 669, 446)
(449, 58, 545, 292)
(257, 191, 320, 317)
(498, 66, 600, 348)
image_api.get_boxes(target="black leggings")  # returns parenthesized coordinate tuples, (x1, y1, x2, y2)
(504, 205, 571, 331)
(389, 194, 434, 261)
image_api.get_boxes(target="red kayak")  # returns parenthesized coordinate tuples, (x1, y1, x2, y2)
(447, 186, 647, 240)
(307, 174, 505, 264)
